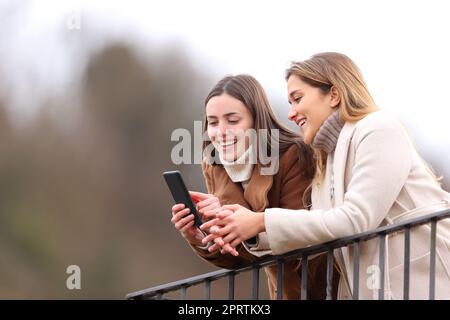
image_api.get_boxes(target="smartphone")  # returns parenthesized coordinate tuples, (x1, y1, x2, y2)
(163, 170, 203, 227)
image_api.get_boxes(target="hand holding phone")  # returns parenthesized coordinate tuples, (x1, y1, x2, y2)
(163, 171, 203, 227)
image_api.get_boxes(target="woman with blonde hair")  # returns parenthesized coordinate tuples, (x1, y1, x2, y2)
(201, 52, 450, 299)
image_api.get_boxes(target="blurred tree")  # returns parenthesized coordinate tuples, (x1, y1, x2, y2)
(0, 42, 223, 299)
(82, 43, 210, 227)
(75, 43, 216, 297)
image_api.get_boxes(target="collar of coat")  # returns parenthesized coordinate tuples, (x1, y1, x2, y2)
(201, 145, 304, 212)
(333, 116, 360, 206)
(205, 162, 274, 212)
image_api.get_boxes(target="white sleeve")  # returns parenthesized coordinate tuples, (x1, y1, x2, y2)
(243, 232, 272, 257)
(265, 118, 412, 255)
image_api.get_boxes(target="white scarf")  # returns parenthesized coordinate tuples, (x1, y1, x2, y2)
(221, 146, 255, 183)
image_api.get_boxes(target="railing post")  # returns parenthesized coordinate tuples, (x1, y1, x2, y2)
(403, 227, 411, 300)
(378, 233, 386, 300)
(352, 241, 360, 300)
(430, 219, 437, 300)
(125, 209, 450, 300)
(180, 286, 187, 300)
(227, 273, 235, 300)
(276, 259, 284, 300)
(204, 279, 211, 300)
(301, 253, 308, 300)
(252, 266, 260, 300)
(326, 249, 334, 300)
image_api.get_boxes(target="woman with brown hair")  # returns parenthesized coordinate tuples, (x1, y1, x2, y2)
(170, 74, 338, 299)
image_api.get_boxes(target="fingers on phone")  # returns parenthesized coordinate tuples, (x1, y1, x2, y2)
(178, 208, 191, 219)
(200, 204, 220, 216)
(180, 219, 195, 232)
(217, 209, 233, 219)
(189, 190, 208, 198)
(197, 196, 219, 211)
(174, 213, 194, 229)
(202, 210, 217, 220)
(189, 191, 209, 204)
(172, 203, 185, 213)
(171, 208, 190, 223)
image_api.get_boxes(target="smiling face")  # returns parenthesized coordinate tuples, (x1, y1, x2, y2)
(287, 75, 339, 145)
(206, 93, 254, 162)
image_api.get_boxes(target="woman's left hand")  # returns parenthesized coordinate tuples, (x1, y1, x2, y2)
(189, 191, 221, 221)
(200, 204, 266, 255)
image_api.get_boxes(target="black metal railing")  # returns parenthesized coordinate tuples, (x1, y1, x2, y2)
(126, 209, 450, 300)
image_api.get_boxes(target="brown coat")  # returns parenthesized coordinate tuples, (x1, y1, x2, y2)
(190, 144, 339, 299)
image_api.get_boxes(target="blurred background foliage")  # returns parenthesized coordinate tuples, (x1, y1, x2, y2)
(0, 41, 249, 298)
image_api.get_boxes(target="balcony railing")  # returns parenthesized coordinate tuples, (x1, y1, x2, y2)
(126, 208, 450, 300)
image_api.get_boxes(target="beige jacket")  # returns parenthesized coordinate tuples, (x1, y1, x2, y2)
(264, 111, 450, 299)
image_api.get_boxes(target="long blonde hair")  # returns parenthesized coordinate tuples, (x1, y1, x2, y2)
(286, 52, 379, 184)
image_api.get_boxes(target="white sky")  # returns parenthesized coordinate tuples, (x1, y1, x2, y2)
(1, 0, 449, 166)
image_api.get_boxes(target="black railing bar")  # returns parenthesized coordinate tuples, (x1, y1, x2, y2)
(228, 273, 235, 300)
(276, 259, 284, 300)
(300, 253, 309, 300)
(126, 254, 301, 299)
(248, 209, 450, 270)
(352, 241, 360, 300)
(180, 286, 187, 300)
(249, 209, 450, 270)
(126, 260, 277, 300)
(277, 209, 450, 259)
(126, 209, 450, 299)
(403, 227, 411, 300)
(204, 280, 211, 300)
(317, 209, 450, 250)
(252, 267, 260, 300)
(326, 249, 334, 300)
(429, 218, 437, 300)
(127, 254, 299, 299)
(378, 233, 386, 300)
(125, 269, 227, 299)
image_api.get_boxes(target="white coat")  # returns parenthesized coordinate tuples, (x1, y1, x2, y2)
(264, 111, 450, 299)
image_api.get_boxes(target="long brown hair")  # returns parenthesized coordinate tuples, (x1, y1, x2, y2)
(203, 74, 315, 181)
(286, 52, 379, 184)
